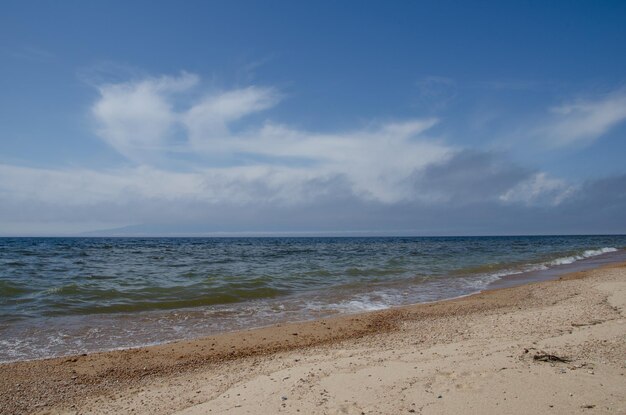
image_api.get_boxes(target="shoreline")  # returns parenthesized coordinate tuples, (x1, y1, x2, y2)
(3, 248, 624, 365)
(1, 261, 625, 413)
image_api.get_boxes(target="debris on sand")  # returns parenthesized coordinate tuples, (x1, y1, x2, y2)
(533, 352, 571, 363)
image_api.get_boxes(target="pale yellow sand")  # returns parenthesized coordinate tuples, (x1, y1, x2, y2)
(2, 263, 625, 414)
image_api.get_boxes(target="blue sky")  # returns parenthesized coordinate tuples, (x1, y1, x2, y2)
(1, 1, 625, 236)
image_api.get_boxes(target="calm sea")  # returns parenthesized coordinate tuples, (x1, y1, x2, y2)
(1, 235, 625, 362)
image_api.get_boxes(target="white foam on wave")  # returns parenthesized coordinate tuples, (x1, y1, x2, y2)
(549, 247, 617, 266)
(462, 247, 618, 292)
(336, 299, 390, 312)
(461, 270, 521, 290)
(464, 263, 549, 290)
(305, 292, 397, 314)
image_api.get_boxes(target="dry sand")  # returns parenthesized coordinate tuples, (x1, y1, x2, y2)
(1, 262, 625, 414)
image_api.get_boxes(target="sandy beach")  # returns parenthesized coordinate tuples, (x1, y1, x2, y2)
(1, 262, 625, 415)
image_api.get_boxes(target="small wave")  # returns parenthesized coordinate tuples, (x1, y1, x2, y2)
(0, 281, 32, 297)
(461, 270, 523, 289)
(306, 299, 389, 313)
(453, 261, 547, 283)
(265, 248, 317, 257)
(549, 247, 617, 266)
(5, 261, 27, 267)
(336, 299, 389, 312)
(466, 247, 619, 289)
(467, 247, 617, 286)
(344, 267, 407, 277)
(43, 284, 82, 296)
(306, 292, 399, 314)
(39, 283, 290, 316)
(85, 274, 116, 280)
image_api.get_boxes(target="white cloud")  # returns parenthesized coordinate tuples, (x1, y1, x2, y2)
(541, 90, 626, 147)
(92, 72, 199, 160)
(499, 172, 575, 206)
(183, 86, 281, 150)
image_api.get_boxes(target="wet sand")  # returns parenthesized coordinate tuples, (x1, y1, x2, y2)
(1, 262, 625, 414)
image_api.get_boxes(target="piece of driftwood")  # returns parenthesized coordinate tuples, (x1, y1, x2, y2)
(533, 352, 571, 363)
(571, 319, 602, 327)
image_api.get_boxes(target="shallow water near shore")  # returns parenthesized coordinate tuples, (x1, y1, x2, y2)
(1, 235, 625, 362)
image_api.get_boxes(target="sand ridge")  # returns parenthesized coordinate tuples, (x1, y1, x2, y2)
(1, 262, 625, 414)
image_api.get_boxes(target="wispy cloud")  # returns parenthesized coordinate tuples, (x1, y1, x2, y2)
(499, 172, 574, 206)
(183, 85, 282, 151)
(539, 89, 626, 147)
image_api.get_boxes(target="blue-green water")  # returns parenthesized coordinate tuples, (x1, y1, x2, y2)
(1, 236, 625, 362)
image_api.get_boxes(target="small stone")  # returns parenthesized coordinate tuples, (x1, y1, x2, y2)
(281, 396, 288, 401)
(437, 395, 442, 399)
